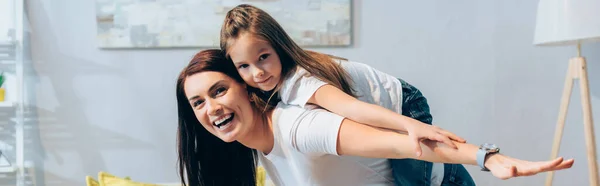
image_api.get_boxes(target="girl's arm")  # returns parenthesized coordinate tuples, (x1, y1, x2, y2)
(335, 117, 574, 180)
(308, 84, 466, 156)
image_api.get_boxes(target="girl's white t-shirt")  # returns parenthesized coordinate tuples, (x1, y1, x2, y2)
(279, 59, 403, 114)
(259, 102, 394, 186)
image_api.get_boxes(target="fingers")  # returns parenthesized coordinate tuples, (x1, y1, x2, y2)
(508, 165, 517, 179)
(412, 137, 422, 157)
(491, 156, 575, 180)
(495, 164, 517, 180)
(557, 158, 575, 169)
(434, 134, 458, 149)
(438, 130, 466, 143)
(515, 157, 573, 177)
(536, 157, 563, 171)
(543, 158, 574, 171)
(513, 158, 557, 176)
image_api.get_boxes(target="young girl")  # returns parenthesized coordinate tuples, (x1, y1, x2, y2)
(218, 4, 472, 185)
(220, 3, 462, 159)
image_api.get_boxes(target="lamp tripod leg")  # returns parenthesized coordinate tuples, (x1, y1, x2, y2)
(545, 59, 575, 186)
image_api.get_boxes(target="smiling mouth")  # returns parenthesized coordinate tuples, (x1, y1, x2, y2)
(256, 76, 272, 84)
(213, 114, 234, 128)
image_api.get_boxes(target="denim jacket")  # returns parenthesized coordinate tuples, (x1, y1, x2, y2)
(390, 78, 476, 186)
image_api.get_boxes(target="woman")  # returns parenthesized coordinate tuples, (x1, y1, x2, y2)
(176, 49, 574, 186)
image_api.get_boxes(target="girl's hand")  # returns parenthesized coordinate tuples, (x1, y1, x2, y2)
(405, 122, 467, 157)
(485, 154, 574, 180)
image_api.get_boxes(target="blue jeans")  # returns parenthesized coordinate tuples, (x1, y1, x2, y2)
(390, 78, 476, 186)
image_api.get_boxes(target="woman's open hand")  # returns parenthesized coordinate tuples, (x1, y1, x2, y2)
(485, 154, 574, 180)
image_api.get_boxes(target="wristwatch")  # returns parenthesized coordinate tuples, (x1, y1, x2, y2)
(477, 143, 500, 171)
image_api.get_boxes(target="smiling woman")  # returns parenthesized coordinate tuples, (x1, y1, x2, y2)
(175, 49, 575, 186)
(175, 49, 259, 186)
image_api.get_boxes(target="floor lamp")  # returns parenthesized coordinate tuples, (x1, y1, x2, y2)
(533, 0, 600, 185)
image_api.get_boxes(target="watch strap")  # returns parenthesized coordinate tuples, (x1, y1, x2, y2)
(477, 148, 490, 171)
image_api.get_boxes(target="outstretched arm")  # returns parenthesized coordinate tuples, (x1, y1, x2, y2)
(309, 84, 466, 156)
(335, 118, 574, 180)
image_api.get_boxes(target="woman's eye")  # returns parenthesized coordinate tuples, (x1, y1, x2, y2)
(238, 64, 249, 69)
(214, 87, 227, 96)
(193, 100, 204, 107)
(258, 54, 270, 61)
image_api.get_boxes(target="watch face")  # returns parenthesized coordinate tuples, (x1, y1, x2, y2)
(480, 143, 500, 152)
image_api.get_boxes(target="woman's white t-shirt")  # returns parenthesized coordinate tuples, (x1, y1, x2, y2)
(259, 103, 394, 186)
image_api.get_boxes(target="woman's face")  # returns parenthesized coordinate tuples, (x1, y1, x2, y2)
(183, 71, 256, 142)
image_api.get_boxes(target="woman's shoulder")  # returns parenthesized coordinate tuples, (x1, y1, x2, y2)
(271, 103, 343, 156)
(271, 103, 327, 126)
(272, 103, 308, 123)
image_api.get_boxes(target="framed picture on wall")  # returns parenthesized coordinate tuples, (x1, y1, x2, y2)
(95, 0, 352, 48)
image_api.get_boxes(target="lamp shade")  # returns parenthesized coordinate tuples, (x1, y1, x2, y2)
(534, 0, 600, 46)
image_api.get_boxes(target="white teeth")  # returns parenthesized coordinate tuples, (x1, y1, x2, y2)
(214, 114, 232, 126)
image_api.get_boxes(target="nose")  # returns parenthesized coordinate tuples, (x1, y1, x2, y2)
(206, 99, 223, 116)
(252, 66, 264, 78)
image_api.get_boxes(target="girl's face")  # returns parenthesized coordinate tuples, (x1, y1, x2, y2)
(183, 71, 257, 143)
(227, 33, 282, 92)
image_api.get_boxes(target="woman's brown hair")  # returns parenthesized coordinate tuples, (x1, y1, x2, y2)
(219, 4, 356, 105)
(176, 49, 273, 186)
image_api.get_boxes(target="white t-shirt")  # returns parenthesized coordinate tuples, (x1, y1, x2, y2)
(259, 103, 394, 186)
(277, 59, 445, 185)
(279, 59, 403, 114)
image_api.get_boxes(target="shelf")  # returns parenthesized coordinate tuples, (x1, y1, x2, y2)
(3, 1, 28, 185)
(0, 41, 16, 46)
(0, 61, 15, 65)
(0, 166, 16, 173)
(0, 41, 16, 61)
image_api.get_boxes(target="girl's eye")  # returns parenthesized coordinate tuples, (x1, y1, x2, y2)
(238, 64, 249, 69)
(258, 54, 270, 61)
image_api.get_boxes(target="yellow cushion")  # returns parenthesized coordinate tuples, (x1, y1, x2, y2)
(256, 166, 266, 186)
(86, 176, 100, 186)
(88, 174, 136, 186)
(85, 166, 268, 186)
(98, 172, 159, 186)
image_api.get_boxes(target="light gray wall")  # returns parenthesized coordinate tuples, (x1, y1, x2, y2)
(24, 0, 599, 185)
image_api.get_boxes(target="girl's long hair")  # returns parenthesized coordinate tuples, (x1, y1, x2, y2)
(220, 4, 356, 107)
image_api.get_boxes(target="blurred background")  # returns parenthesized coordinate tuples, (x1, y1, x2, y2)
(0, 0, 598, 185)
